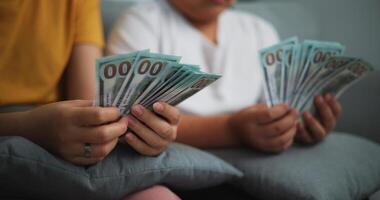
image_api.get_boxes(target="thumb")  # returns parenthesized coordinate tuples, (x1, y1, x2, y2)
(255, 103, 289, 124)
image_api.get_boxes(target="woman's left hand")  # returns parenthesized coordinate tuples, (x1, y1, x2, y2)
(295, 93, 342, 144)
(124, 102, 180, 156)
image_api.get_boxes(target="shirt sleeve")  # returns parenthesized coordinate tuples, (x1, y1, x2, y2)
(74, 0, 104, 48)
(106, 5, 160, 55)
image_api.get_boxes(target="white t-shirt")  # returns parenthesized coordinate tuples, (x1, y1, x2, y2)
(107, 0, 279, 115)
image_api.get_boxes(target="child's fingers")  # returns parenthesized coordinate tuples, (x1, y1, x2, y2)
(125, 132, 163, 156)
(314, 96, 335, 131)
(303, 112, 326, 141)
(265, 124, 296, 153)
(296, 123, 313, 144)
(132, 105, 176, 140)
(325, 94, 342, 118)
(153, 102, 181, 125)
(255, 103, 289, 124)
(127, 116, 170, 149)
(261, 109, 297, 138)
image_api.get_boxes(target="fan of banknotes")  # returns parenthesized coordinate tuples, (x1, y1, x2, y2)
(259, 37, 374, 113)
(95, 50, 221, 114)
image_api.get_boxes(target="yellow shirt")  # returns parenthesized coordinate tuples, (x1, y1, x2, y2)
(0, 0, 104, 106)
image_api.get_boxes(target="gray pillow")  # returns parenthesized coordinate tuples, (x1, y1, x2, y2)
(208, 133, 380, 200)
(0, 136, 242, 200)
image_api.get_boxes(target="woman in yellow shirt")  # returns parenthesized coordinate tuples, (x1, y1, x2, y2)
(0, 0, 179, 168)
(0, 1, 182, 199)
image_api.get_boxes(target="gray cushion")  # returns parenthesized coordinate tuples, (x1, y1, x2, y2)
(208, 133, 380, 200)
(0, 136, 242, 200)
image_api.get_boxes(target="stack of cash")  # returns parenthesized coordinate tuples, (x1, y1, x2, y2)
(260, 37, 374, 113)
(95, 50, 221, 114)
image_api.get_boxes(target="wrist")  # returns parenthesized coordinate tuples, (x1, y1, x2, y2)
(20, 109, 47, 145)
(225, 113, 243, 146)
(19, 109, 34, 137)
(0, 110, 29, 137)
(225, 114, 235, 136)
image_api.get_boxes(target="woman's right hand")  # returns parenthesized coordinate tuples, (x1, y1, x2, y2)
(228, 103, 298, 153)
(22, 100, 128, 165)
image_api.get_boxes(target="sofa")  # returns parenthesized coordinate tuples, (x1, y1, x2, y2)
(100, 0, 380, 199)
(1, 0, 378, 199)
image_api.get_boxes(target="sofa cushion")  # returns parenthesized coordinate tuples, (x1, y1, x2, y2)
(208, 133, 380, 200)
(0, 136, 242, 200)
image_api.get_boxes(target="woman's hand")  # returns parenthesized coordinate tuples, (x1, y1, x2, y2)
(296, 94, 342, 144)
(228, 103, 298, 153)
(23, 100, 127, 165)
(124, 102, 180, 156)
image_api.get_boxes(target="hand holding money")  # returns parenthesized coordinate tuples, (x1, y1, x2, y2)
(259, 37, 374, 112)
(228, 104, 298, 153)
(23, 100, 127, 165)
(295, 94, 342, 144)
(95, 50, 221, 114)
(124, 102, 180, 156)
(95, 50, 220, 155)
(259, 37, 373, 144)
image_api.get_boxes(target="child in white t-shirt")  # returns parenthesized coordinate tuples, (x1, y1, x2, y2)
(108, 0, 342, 153)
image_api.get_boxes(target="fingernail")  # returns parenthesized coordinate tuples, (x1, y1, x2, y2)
(127, 116, 136, 124)
(153, 102, 164, 113)
(132, 105, 144, 116)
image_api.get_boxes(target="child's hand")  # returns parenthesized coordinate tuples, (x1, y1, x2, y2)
(24, 100, 127, 165)
(296, 94, 342, 144)
(228, 104, 298, 153)
(124, 102, 180, 156)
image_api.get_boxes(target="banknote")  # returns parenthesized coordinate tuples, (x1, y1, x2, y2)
(299, 58, 373, 112)
(281, 44, 297, 103)
(139, 64, 200, 107)
(294, 57, 358, 111)
(259, 37, 375, 115)
(115, 52, 181, 114)
(134, 63, 191, 106)
(95, 51, 143, 107)
(95, 50, 220, 114)
(143, 69, 202, 107)
(291, 41, 345, 108)
(259, 37, 298, 106)
(292, 40, 314, 92)
(167, 73, 222, 106)
(95, 56, 115, 106)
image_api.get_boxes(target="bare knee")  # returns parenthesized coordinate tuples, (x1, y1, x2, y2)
(123, 185, 180, 200)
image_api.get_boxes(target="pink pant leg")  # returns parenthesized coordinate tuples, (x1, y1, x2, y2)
(123, 185, 181, 200)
